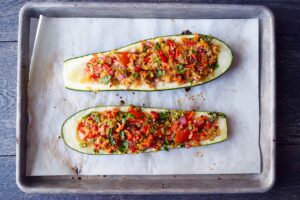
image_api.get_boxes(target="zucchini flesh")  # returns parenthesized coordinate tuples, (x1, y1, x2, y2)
(63, 34, 233, 91)
(61, 106, 228, 155)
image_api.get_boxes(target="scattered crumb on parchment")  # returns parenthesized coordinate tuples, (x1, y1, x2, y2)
(195, 151, 204, 157)
(183, 92, 206, 102)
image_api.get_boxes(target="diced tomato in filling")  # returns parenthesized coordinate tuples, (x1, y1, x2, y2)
(128, 106, 144, 118)
(76, 105, 221, 154)
(144, 56, 150, 64)
(117, 52, 130, 67)
(166, 39, 176, 49)
(185, 111, 195, 121)
(157, 50, 167, 63)
(183, 39, 196, 46)
(175, 130, 189, 144)
(150, 111, 159, 120)
(135, 65, 141, 72)
(83, 33, 219, 88)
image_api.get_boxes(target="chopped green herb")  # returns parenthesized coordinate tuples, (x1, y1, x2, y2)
(119, 140, 129, 153)
(175, 63, 187, 74)
(87, 138, 96, 143)
(132, 72, 140, 80)
(180, 144, 185, 148)
(146, 115, 153, 124)
(214, 63, 219, 69)
(170, 110, 184, 120)
(158, 112, 170, 122)
(143, 47, 148, 53)
(203, 34, 213, 41)
(99, 75, 111, 84)
(81, 113, 91, 120)
(209, 63, 219, 69)
(150, 125, 157, 133)
(163, 141, 169, 151)
(148, 71, 154, 78)
(107, 120, 115, 128)
(91, 112, 100, 123)
(126, 113, 135, 119)
(93, 149, 99, 153)
(97, 60, 104, 65)
(79, 143, 87, 148)
(125, 70, 130, 77)
(164, 120, 171, 127)
(156, 69, 164, 78)
(209, 112, 218, 123)
(218, 112, 227, 118)
(155, 57, 162, 66)
(155, 42, 161, 50)
(108, 129, 116, 145)
(164, 145, 169, 151)
(120, 131, 125, 140)
(188, 124, 193, 130)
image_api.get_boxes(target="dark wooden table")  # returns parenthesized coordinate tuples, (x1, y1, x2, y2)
(1, 0, 299, 199)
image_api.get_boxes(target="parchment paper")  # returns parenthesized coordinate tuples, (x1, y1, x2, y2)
(27, 16, 260, 176)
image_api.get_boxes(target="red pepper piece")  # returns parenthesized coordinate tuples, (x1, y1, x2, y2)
(166, 39, 176, 49)
(150, 111, 159, 120)
(144, 55, 150, 64)
(158, 50, 167, 63)
(135, 65, 141, 72)
(127, 133, 133, 141)
(90, 74, 99, 81)
(185, 111, 195, 121)
(128, 106, 144, 119)
(175, 49, 181, 58)
(141, 124, 150, 134)
(184, 39, 196, 46)
(175, 129, 189, 144)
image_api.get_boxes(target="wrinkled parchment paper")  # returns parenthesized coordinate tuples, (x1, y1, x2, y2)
(27, 16, 259, 175)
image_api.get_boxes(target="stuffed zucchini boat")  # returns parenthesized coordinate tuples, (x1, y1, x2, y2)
(64, 33, 233, 91)
(61, 105, 227, 155)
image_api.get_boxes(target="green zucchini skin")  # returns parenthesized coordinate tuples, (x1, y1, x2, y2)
(63, 34, 233, 92)
(61, 105, 228, 155)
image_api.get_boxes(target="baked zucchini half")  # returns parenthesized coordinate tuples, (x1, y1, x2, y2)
(64, 33, 233, 91)
(61, 105, 227, 155)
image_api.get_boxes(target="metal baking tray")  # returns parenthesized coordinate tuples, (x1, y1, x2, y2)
(17, 2, 275, 194)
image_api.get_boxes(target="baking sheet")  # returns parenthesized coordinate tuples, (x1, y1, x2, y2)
(27, 16, 259, 176)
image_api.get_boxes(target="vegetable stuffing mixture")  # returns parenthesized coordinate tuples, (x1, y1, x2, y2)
(83, 33, 219, 88)
(76, 105, 224, 154)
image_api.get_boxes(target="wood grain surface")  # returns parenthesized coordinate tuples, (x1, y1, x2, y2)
(0, 0, 299, 199)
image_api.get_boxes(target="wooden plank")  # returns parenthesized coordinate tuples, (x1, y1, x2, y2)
(0, 0, 19, 41)
(0, 0, 67, 41)
(0, 42, 17, 156)
(1, 145, 300, 199)
(0, 0, 300, 41)
(276, 35, 300, 144)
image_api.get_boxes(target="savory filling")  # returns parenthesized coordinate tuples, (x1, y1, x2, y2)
(83, 33, 219, 88)
(76, 105, 222, 154)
